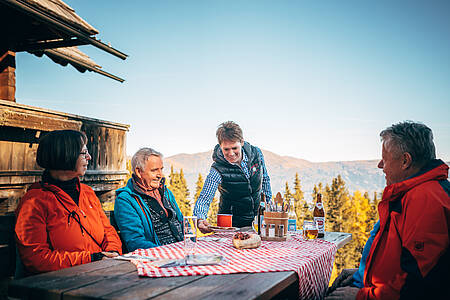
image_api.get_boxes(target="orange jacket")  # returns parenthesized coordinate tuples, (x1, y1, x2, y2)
(357, 160, 450, 299)
(15, 181, 122, 274)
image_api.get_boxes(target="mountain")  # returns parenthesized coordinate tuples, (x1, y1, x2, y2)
(163, 150, 387, 201)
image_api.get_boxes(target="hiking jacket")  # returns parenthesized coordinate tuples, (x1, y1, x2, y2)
(114, 178, 183, 252)
(212, 141, 263, 227)
(357, 159, 450, 300)
(15, 181, 122, 274)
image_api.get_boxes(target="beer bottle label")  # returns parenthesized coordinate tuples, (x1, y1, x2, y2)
(288, 219, 297, 232)
(315, 202, 323, 209)
(314, 217, 325, 234)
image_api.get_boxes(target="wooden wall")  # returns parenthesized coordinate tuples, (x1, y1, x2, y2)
(0, 99, 130, 215)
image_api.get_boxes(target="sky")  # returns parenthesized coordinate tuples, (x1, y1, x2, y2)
(15, 0, 450, 162)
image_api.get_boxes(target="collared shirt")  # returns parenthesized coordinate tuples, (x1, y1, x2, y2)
(193, 147, 272, 220)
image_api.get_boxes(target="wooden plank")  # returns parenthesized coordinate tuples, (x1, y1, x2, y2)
(149, 273, 249, 300)
(8, 260, 132, 300)
(147, 272, 297, 300)
(64, 273, 204, 300)
(0, 141, 12, 170)
(0, 110, 82, 131)
(200, 272, 298, 300)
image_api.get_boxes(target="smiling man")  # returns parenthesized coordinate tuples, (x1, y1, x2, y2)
(194, 121, 272, 232)
(326, 121, 450, 300)
(114, 148, 184, 252)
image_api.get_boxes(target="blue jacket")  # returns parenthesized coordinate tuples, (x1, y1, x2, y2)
(352, 220, 380, 288)
(114, 179, 184, 252)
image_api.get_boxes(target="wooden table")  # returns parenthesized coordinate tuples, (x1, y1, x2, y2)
(8, 232, 351, 300)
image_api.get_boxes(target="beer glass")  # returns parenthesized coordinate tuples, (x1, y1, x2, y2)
(183, 216, 197, 257)
(302, 220, 318, 240)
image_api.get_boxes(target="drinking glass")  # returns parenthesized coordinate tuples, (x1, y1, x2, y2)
(302, 220, 318, 240)
(183, 216, 198, 257)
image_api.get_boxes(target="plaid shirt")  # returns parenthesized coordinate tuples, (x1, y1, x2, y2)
(193, 147, 272, 220)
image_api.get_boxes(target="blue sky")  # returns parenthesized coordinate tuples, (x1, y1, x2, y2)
(15, 0, 450, 162)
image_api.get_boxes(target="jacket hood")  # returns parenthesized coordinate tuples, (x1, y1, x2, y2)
(383, 159, 448, 201)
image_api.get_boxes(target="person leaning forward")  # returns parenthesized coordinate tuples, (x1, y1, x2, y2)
(114, 148, 184, 252)
(326, 121, 450, 300)
(194, 121, 272, 233)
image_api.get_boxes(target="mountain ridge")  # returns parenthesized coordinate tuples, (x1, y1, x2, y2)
(163, 149, 390, 201)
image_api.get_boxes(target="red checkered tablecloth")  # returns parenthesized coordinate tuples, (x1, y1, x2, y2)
(130, 233, 337, 299)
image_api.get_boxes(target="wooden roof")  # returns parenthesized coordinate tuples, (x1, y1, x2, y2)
(24, 0, 98, 35)
(0, 0, 127, 81)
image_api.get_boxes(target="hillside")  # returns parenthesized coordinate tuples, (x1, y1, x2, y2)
(164, 150, 388, 201)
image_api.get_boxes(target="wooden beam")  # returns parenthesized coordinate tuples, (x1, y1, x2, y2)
(0, 51, 16, 102)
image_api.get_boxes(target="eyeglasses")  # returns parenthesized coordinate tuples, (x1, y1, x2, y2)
(79, 150, 90, 159)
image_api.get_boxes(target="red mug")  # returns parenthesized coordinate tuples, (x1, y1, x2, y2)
(217, 214, 232, 227)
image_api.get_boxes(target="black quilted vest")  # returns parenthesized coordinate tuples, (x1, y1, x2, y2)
(211, 142, 263, 228)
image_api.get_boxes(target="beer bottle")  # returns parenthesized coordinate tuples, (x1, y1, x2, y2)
(313, 193, 325, 238)
(257, 193, 266, 236)
(287, 199, 297, 233)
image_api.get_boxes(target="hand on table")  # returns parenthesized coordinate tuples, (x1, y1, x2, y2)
(197, 219, 213, 234)
(327, 268, 358, 295)
(101, 251, 119, 259)
(325, 286, 360, 300)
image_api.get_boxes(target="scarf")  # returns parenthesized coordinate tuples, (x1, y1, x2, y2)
(131, 174, 167, 216)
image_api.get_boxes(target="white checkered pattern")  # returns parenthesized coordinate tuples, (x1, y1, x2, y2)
(130, 233, 337, 299)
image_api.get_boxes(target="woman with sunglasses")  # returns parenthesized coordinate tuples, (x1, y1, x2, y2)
(15, 130, 122, 275)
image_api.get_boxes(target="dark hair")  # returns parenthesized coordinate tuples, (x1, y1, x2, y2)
(380, 121, 436, 168)
(216, 121, 243, 144)
(36, 130, 88, 171)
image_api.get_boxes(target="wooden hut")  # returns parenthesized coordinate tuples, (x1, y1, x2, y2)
(0, 0, 129, 277)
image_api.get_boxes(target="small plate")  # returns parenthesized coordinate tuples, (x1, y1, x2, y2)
(208, 226, 239, 232)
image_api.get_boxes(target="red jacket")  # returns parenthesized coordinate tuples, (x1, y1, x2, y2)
(15, 181, 122, 274)
(357, 160, 450, 300)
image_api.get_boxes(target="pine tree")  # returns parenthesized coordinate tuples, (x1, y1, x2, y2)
(207, 196, 219, 226)
(325, 175, 352, 277)
(168, 166, 191, 216)
(293, 173, 306, 225)
(194, 173, 204, 201)
(284, 182, 293, 204)
(367, 191, 380, 230)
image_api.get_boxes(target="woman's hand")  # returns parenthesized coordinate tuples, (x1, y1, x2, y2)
(101, 251, 119, 259)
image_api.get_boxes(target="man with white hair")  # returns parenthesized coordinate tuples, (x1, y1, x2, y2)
(114, 148, 184, 252)
(327, 121, 449, 300)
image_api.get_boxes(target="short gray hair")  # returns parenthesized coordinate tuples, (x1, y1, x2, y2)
(131, 147, 163, 173)
(380, 121, 436, 168)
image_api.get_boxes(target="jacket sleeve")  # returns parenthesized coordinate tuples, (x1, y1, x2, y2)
(114, 193, 159, 251)
(15, 194, 91, 274)
(90, 192, 122, 254)
(357, 186, 450, 300)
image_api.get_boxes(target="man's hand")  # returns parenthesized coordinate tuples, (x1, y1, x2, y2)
(325, 287, 360, 300)
(327, 268, 358, 295)
(101, 251, 119, 259)
(197, 219, 213, 234)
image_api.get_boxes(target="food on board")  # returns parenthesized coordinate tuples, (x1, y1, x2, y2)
(232, 232, 261, 249)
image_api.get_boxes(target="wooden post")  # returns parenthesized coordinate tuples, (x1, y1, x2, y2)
(0, 50, 16, 102)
